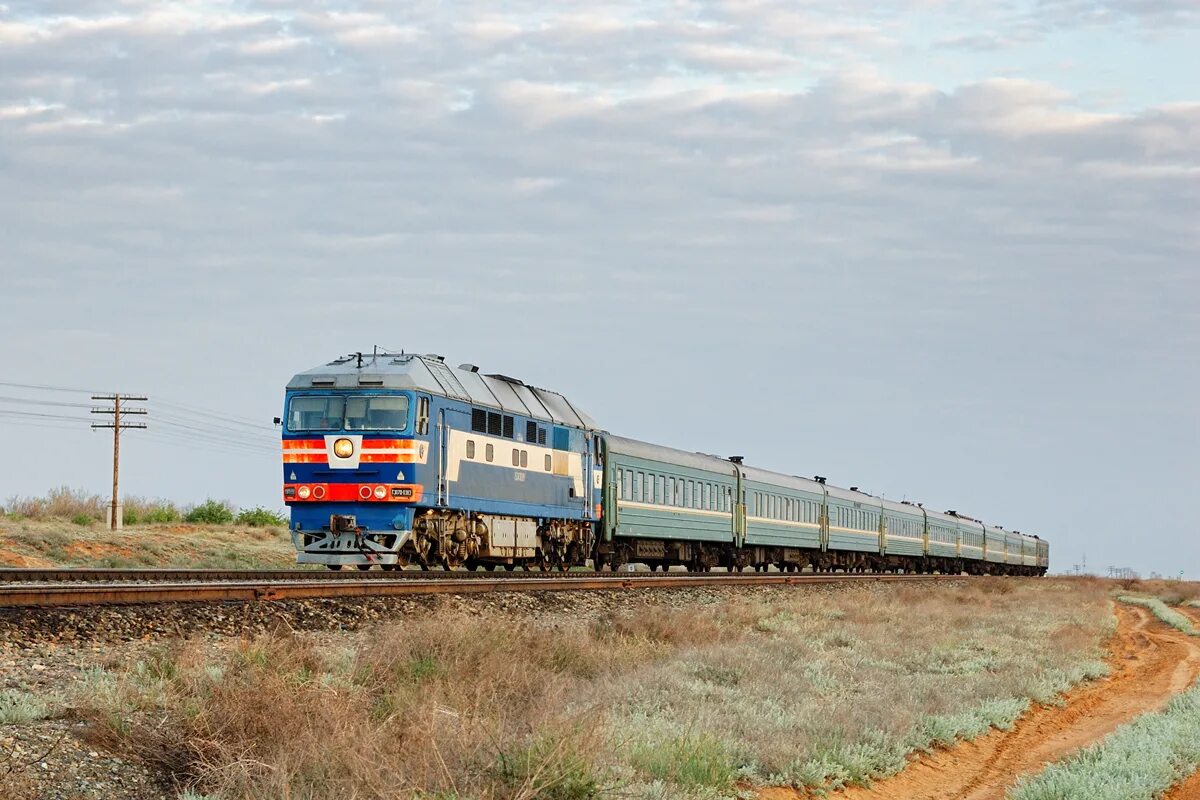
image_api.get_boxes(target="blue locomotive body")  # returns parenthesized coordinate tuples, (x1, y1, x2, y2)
(283, 352, 1048, 575)
(283, 352, 599, 570)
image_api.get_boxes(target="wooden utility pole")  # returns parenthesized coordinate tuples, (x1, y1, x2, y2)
(91, 393, 147, 530)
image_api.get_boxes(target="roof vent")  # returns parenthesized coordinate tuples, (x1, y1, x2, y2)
(850, 486, 859, 492)
(946, 510, 957, 516)
(424, 353, 445, 362)
(487, 373, 526, 386)
(728, 455, 744, 464)
(311, 377, 335, 387)
(459, 363, 480, 373)
(813, 475, 826, 484)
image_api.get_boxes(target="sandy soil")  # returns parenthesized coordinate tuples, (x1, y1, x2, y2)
(761, 604, 1200, 800)
(1161, 606, 1200, 800)
(1164, 770, 1200, 800)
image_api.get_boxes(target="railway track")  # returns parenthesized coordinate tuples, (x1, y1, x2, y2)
(0, 569, 963, 608)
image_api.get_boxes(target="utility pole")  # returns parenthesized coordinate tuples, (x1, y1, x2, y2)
(91, 393, 147, 530)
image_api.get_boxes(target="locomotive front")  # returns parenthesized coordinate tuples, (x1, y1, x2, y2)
(282, 361, 429, 569)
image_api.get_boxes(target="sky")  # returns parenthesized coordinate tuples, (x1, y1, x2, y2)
(0, 0, 1196, 577)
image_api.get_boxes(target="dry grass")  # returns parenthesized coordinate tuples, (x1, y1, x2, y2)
(0, 516, 297, 569)
(70, 579, 1114, 799)
(1119, 579, 1200, 608)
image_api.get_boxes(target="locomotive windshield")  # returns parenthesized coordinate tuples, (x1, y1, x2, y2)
(287, 394, 410, 432)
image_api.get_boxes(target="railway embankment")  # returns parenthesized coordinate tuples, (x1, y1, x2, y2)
(0, 516, 296, 570)
(1, 578, 1112, 799)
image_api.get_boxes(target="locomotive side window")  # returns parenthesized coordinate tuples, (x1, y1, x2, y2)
(466, 440, 476, 459)
(415, 397, 428, 434)
(545, 454, 552, 472)
(520, 450, 528, 468)
(512, 449, 520, 466)
(485, 444, 494, 462)
(287, 395, 345, 431)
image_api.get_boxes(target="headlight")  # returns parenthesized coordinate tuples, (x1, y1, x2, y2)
(374, 486, 387, 499)
(333, 438, 354, 458)
(297, 485, 311, 499)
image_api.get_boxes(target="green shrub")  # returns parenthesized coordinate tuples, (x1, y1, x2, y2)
(0, 689, 50, 724)
(184, 499, 234, 525)
(495, 735, 601, 800)
(144, 503, 182, 524)
(630, 733, 738, 789)
(234, 507, 287, 527)
(72, 512, 96, 527)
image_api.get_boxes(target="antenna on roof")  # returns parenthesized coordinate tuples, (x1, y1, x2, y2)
(356, 352, 364, 369)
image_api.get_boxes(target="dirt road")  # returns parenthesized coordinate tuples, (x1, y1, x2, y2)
(761, 604, 1200, 800)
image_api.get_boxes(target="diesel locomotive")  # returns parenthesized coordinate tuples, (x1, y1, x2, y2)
(282, 351, 1049, 575)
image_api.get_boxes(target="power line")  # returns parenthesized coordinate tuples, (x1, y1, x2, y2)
(140, 430, 279, 457)
(153, 412, 278, 442)
(0, 380, 110, 394)
(155, 398, 277, 431)
(0, 409, 95, 423)
(0, 395, 96, 409)
(154, 416, 277, 447)
(142, 425, 278, 455)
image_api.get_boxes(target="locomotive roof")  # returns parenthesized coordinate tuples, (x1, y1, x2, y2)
(286, 352, 598, 430)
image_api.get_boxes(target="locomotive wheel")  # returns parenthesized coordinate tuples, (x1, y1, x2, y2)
(327, 564, 343, 571)
(357, 564, 372, 571)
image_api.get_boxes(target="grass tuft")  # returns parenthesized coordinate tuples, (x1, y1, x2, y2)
(1117, 596, 1198, 635)
(1009, 678, 1200, 800)
(0, 689, 51, 725)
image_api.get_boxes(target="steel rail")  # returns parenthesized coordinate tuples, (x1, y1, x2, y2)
(0, 567, 545, 583)
(0, 573, 963, 608)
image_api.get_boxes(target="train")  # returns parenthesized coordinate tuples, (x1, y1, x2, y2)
(282, 351, 1049, 576)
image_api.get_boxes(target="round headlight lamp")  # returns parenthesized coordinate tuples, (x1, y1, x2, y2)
(374, 486, 387, 499)
(333, 438, 355, 458)
(297, 485, 311, 500)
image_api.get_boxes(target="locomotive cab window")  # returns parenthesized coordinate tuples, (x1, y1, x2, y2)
(287, 394, 410, 432)
(287, 395, 345, 431)
(345, 395, 412, 431)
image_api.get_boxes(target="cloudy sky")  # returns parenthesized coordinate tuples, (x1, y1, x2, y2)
(1, 1, 1196, 576)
